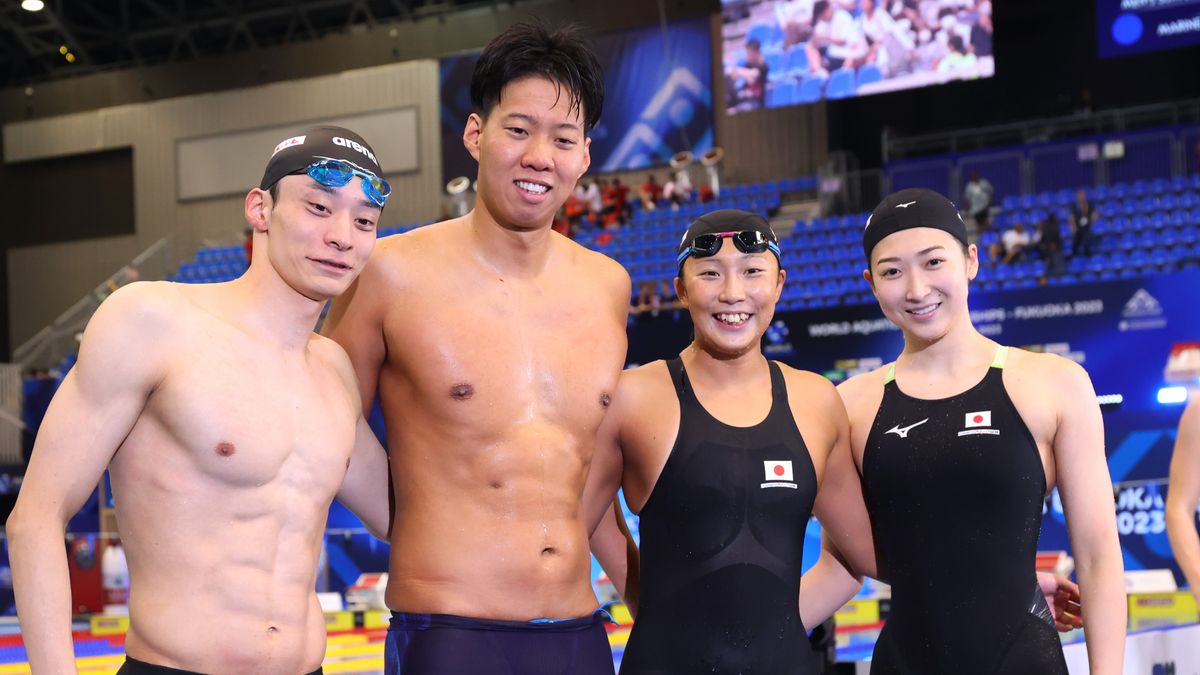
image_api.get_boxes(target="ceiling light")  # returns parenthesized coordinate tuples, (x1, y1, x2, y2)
(65, 53, 76, 63)
(21, 0, 45, 12)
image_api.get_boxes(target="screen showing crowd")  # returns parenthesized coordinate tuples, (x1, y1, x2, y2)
(721, 0, 995, 113)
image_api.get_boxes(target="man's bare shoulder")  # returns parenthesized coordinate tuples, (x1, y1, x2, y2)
(360, 219, 466, 285)
(559, 236, 631, 294)
(308, 334, 359, 395)
(91, 281, 189, 336)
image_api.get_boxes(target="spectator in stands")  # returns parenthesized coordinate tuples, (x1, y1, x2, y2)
(806, 0, 861, 76)
(727, 38, 770, 113)
(936, 34, 976, 74)
(1070, 189, 1099, 258)
(611, 177, 631, 222)
(563, 186, 587, 229)
(664, 171, 693, 208)
(963, 171, 994, 231)
(859, 0, 913, 76)
(989, 221, 1032, 265)
(776, 0, 815, 49)
(970, 1, 993, 57)
(631, 280, 662, 315)
(641, 173, 663, 210)
(1038, 213, 1065, 279)
(577, 178, 603, 215)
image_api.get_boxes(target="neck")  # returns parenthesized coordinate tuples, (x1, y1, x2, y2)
(227, 257, 326, 351)
(466, 200, 555, 278)
(897, 318, 994, 376)
(681, 340, 769, 385)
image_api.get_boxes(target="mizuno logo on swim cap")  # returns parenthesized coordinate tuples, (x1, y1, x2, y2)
(332, 136, 378, 164)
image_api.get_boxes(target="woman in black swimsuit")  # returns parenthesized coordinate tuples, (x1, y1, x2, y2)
(814, 188, 1126, 674)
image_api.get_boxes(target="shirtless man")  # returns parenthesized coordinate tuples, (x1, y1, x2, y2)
(322, 22, 628, 675)
(1167, 394, 1200, 604)
(7, 126, 393, 675)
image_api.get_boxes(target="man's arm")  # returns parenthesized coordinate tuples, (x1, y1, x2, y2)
(322, 245, 391, 411)
(1167, 395, 1200, 602)
(6, 283, 172, 673)
(584, 370, 636, 607)
(1051, 358, 1125, 674)
(323, 344, 392, 541)
(336, 415, 393, 541)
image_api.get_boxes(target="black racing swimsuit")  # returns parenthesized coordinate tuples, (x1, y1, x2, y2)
(619, 358, 819, 675)
(863, 346, 1068, 675)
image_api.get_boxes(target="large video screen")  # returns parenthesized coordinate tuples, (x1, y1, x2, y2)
(721, 0, 995, 112)
(1098, 0, 1200, 58)
(439, 18, 713, 182)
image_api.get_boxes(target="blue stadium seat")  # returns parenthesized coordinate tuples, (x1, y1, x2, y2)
(768, 82, 798, 107)
(786, 47, 810, 75)
(857, 64, 882, 87)
(798, 75, 825, 103)
(765, 50, 786, 78)
(747, 24, 779, 49)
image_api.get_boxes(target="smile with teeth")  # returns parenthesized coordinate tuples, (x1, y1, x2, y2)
(515, 180, 549, 194)
(715, 312, 751, 326)
(908, 303, 940, 316)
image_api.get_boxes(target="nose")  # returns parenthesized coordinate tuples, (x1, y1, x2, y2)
(905, 268, 930, 301)
(521, 134, 554, 172)
(719, 271, 747, 304)
(325, 213, 354, 252)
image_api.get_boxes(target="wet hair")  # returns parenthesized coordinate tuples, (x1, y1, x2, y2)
(470, 20, 605, 132)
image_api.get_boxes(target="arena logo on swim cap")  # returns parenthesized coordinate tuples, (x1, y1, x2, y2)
(332, 136, 377, 164)
(272, 135, 306, 156)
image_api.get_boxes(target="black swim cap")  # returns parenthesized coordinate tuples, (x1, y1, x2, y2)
(863, 188, 969, 263)
(259, 125, 384, 191)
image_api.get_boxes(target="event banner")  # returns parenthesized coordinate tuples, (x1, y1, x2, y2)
(1097, 0, 1200, 58)
(438, 18, 714, 184)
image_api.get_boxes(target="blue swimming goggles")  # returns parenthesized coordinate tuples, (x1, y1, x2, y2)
(294, 158, 391, 207)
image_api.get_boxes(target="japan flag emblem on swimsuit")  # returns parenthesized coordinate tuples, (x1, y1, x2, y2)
(964, 411, 992, 428)
(761, 461, 797, 489)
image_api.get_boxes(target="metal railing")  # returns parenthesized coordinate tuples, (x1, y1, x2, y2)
(883, 98, 1200, 164)
(13, 238, 174, 372)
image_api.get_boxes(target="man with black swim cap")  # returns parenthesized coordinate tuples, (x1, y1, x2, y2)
(9, 124, 393, 674)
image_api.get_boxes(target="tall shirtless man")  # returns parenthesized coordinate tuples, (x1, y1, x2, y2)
(8, 126, 393, 675)
(323, 22, 629, 675)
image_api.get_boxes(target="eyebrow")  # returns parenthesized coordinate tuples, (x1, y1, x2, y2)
(306, 181, 382, 212)
(875, 245, 945, 266)
(503, 112, 581, 133)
